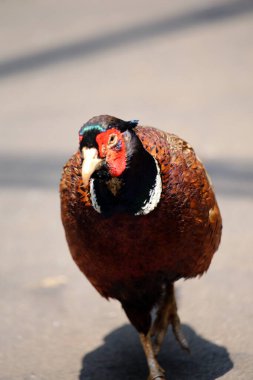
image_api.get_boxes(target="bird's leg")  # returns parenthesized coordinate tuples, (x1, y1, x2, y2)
(139, 332, 166, 380)
(150, 285, 171, 355)
(151, 283, 190, 355)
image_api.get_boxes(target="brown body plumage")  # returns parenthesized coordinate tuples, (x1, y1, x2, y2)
(60, 116, 222, 379)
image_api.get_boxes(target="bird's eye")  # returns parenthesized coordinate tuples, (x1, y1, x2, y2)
(108, 134, 118, 147)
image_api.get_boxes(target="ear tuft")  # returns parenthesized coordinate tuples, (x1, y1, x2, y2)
(112, 118, 139, 132)
(128, 119, 139, 129)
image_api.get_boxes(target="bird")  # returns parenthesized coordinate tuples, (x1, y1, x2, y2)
(60, 115, 222, 380)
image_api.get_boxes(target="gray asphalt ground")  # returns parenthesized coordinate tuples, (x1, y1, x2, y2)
(1, 1, 253, 379)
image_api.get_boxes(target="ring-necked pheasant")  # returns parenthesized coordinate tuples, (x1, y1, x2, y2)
(60, 115, 222, 380)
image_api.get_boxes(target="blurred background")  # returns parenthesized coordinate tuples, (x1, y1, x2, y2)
(1, 0, 253, 379)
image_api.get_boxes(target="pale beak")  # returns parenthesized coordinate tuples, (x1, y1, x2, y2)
(81, 147, 103, 187)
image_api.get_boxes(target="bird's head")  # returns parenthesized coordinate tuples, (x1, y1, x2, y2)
(79, 115, 138, 187)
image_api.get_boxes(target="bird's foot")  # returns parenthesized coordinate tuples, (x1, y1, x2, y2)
(151, 283, 190, 355)
(148, 374, 166, 380)
(171, 312, 190, 353)
(151, 310, 169, 356)
(147, 365, 166, 380)
(140, 333, 166, 380)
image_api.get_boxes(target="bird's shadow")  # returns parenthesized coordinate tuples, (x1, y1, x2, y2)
(79, 324, 233, 380)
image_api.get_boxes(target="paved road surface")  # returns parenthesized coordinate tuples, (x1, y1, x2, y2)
(1, 1, 253, 379)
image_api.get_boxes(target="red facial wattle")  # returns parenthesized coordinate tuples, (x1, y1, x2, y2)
(96, 128, 126, 177)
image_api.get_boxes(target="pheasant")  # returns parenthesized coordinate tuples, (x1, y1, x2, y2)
(60, 115, 222, 380)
